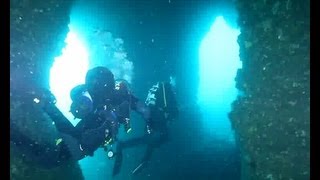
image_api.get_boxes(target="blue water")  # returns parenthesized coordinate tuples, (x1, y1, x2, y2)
(49, 0, 242, 179)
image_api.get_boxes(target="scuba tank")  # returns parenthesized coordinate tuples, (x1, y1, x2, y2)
(145, 82, 178, 121)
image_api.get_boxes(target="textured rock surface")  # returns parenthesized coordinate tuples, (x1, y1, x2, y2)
(10, 0, 72, 87)
(229, 0, 310, 179)
(10, 0, 84, 179)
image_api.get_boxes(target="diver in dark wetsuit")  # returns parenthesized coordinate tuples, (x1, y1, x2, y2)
(67, 67, 153, 156)
(112, 81, 178, 176)
(11, 66, 153, 167)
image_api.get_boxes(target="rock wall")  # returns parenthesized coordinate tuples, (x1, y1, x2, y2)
(10, 0, 84, 179)
(229, 0, 310, 179)
(10, 0, 72, 87)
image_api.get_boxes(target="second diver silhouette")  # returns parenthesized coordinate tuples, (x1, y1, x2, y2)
(112, 81, 178, 176)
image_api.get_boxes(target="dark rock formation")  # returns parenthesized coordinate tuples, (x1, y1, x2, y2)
(229, 0, 310, 179)
(10, 0, 72, 87)
(10, 0, 84, 179)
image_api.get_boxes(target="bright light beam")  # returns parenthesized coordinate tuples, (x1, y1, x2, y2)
(49, 28, 89, 126)
(198, 16, 241, 143)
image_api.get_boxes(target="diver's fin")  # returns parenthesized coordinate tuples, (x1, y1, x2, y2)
(112, 144, 123, 176)
(131, 161, 146, 175)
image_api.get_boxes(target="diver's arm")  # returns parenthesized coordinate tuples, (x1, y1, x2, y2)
(130, 94, 153, 134)
(36, 88, 78, 137)
(131, 95, 151, 120)
(58, 119, 110, 160)
(57, 133, 86, 161)
(43, 102, 78, 137)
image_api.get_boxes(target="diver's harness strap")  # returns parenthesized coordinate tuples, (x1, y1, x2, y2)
(145, 82, 169, 119)
(162, 82, 167, 108)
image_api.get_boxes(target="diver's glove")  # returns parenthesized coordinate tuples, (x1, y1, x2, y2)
(79, 121, 110, 156)
(146, 125, 152, 134)
(33, 88, 57, 110)
(145, 119, 153, 135)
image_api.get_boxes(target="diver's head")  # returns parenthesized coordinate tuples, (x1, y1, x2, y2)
(85, 66, 115, 99)
(70, 85, 93, 119)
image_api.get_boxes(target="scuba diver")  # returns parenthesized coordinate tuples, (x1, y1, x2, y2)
(10, 66, 153, 168)
(112, 81, 179, 176)
(66, 66, 153, 157)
